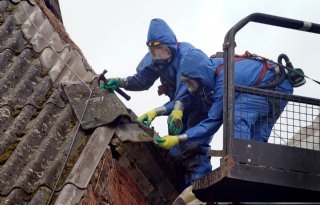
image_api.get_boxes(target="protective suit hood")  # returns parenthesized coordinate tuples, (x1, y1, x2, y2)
(180, 51, 222, 91)
(147, 18, 178, 53)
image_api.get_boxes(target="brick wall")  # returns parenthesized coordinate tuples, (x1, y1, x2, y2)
(78, 147, 149, 205)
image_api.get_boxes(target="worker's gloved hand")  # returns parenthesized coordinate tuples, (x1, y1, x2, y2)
(99, 81, 107, 89)
(155, 136, 179, 150)
(135, 109, 157, 127)
(105, 78, 121, 91)
(167, 109, 183, 135)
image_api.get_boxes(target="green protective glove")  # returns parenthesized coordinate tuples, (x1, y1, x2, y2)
(99, 81, 107, 89)
(106, 78, 121, 91)
(135, 109, 157, 127)
(155, 136, 179, 150)
(167, 109, 183, 135)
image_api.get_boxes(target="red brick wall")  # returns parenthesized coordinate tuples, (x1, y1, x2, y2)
(79, 147, 149, 205)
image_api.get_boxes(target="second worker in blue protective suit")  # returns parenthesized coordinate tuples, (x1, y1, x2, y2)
(178, 52, 293, 142)
(104, 19, 212, 190)
(156, 50, 294, 186)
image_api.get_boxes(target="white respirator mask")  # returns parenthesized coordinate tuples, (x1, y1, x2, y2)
(148, 43, 172, 66)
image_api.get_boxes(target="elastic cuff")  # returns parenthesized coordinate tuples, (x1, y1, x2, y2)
(177, 133, 188, 142)
(155, 106, 167, 115)
(173, 101, 184, 111)
(119, 78, 128, 88)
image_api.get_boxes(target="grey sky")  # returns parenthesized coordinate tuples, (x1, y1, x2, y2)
(59, 0, 320, 167)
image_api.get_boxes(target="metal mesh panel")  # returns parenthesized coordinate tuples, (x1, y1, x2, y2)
(234, 85, 320, 151)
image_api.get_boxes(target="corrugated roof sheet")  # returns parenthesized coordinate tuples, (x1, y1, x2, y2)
(0, 1, 178, 204)
(0, 0, 94, 204)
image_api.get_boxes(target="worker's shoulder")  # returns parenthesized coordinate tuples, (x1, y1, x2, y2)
(178, 42, 208, 58)
(178, 41, 197, 52)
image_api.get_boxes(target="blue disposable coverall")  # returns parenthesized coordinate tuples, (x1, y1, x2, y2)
(125, 18, 209, 128)
(179, 51, 293, 147)
(124, 19, 212, 190)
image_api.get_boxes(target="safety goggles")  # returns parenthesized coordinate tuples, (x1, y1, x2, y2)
(148, 44, 172, 60)
(148, 41, 161, 47)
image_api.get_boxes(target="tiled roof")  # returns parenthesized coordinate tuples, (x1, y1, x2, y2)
(0, 0, 94, 204)
(0, 1, 178, 204)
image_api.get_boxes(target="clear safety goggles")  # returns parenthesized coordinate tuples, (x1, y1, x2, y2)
(148, 44, 172, 60)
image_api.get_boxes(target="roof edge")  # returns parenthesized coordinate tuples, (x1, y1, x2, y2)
(37, 0, 86, 60)
(54, 126, 116, 204)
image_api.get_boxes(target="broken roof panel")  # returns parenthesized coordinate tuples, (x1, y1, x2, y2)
(63, 83, 130, 130)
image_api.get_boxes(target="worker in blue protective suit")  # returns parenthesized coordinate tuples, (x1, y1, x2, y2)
(156, 50, 294, 160)
(104, 18, 209, 134)
(102, 19, 212, 191)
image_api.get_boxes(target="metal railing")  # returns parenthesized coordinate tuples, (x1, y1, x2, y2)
(222, 13, 320, 156)
(235, 85, 320, 151)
